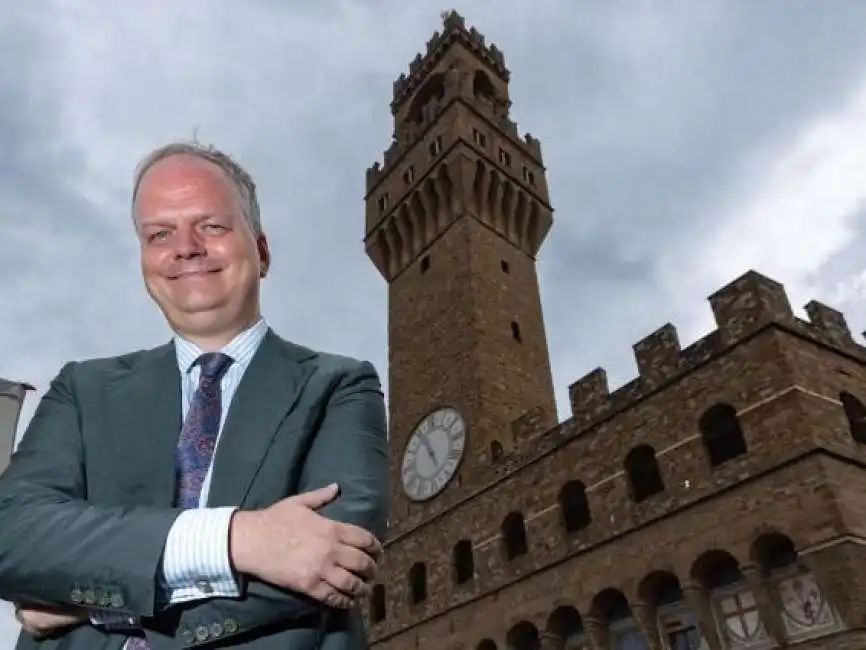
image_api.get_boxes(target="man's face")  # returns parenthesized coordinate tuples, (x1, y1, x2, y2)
(134, 154, 269, 338)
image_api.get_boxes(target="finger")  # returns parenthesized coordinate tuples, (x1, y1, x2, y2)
(335, 524, 382, 557)
(312, 582, 353, 609)
(323, 566, 370, 599)
(334, 546, 377, 581)
(289, 484, 339, 509)
(324, 590, 353, 609)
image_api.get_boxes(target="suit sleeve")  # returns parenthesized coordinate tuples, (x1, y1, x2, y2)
(0, 362, 182, 617)
(173, 359, 389, 647)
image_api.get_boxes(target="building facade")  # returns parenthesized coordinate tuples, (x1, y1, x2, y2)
(0, 379, 33, 474)
(363, 11, 866, 650)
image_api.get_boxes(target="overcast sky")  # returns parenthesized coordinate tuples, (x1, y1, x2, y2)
(3, 0, 866, 643)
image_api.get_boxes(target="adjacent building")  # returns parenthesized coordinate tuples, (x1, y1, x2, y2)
(0, 379, 33, 474)
(362, 11, 866, 650)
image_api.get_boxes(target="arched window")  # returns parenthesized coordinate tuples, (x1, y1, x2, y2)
(453, 539, 475, 584)
(753, 532, 799, 578)
(559, 481, 591, 533)
(370, 584, 386, 622)
(840, 392, 866, 444)
(501, 512, 528, 560)
(624, 445, 665, 503)
(408, 562, 427, 604)
(699, 403, 748, 466)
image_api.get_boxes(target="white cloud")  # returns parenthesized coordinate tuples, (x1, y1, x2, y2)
(656, 77, 866, 340)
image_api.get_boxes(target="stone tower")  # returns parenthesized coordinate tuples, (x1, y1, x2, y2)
(364, 10, 557, 525)
(0, 379, 33, 474)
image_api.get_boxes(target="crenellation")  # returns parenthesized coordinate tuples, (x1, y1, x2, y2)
(409, 53, 424, 75)
(442, 9, 465, 31)
(632, 323, 682, 384)
(708, 270, 794, 344)
(383, 141, 401, 168)
(391, 11, 510, 111)
(563, 271, 866, 429)
(511, 405, 556, 444)
(365, 162, 381, 190)
(523, 133, 543, 161)
(804, 300, 852, 346)
(393, 73, 408, 103)
(677, 330, 724, 369)
(568, 367, 610, 422)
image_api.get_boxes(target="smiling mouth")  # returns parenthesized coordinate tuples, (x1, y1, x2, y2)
(170, 269, 221, 280)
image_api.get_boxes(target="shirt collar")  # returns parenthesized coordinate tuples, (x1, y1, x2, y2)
(174, 318, 270, 375)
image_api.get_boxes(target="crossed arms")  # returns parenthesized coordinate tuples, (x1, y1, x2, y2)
(0, 357, 389, 646)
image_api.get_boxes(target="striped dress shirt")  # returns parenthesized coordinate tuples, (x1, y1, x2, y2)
(91, 318, 270, 628)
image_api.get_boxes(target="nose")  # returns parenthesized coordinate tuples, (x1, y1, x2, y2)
(172, 227, 206, 259)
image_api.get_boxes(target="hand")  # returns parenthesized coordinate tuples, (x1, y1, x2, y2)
(14, 603, 87, 639)
(230, 483, 383, 609)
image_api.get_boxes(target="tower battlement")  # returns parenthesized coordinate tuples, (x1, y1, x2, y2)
(567, 270, 865, 425)
(364, 127, 543, 194)
(391, 10, 509, 113)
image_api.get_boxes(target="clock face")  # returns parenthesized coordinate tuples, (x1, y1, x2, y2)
(401, 407, 466, 501)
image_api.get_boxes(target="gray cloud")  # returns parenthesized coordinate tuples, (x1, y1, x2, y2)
(2, 0, 866, 642)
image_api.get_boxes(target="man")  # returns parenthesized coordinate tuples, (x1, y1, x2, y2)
(0, 142, 389, 649)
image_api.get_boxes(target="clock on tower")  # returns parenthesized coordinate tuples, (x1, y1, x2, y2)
(401, 406, 467, 501)
(364, 10, 557, 527)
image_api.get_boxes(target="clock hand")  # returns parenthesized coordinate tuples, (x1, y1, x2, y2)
(421, 437, 438, 465)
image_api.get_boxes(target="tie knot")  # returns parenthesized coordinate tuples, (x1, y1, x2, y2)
(197, 352, 233, 381)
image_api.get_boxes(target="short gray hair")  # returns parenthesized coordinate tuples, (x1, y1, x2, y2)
(131, 140, 262, 235)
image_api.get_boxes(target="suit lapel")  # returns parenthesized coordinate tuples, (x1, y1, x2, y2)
(105, 343, 181, 505)
(206, 330, 316, 507)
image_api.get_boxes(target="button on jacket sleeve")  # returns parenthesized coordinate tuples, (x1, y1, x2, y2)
(0, 362, 181, 618)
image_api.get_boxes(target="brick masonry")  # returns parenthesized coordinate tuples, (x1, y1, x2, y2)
(363, 10, 866, 650)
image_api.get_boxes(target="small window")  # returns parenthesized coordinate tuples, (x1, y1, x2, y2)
(501, 512, 528, 560)
(403, 165, 416, 185)
(473, 128, 487, 147)
(409, 562, 427, 604)
(453, 540, 474, 585)
(624, 445, 665, 502)
(377, 193, 390, 213)
(371, 585, 386, 622)
(522, 166, 536, 186)
(500, 260, 510, 273)
(429, 135, 443, 157)
(499, 148, 511, 167)
(699, 403, 748, 466)
(511, 321, 522, 343)
(559, 481, 591, 533)
(841, 392, 866, 444)
(420, 256, 430, 273)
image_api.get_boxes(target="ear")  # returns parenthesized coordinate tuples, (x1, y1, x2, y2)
(257, 234, 271, 279)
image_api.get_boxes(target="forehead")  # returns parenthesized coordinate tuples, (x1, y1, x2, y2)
(135, 154, 241, 211)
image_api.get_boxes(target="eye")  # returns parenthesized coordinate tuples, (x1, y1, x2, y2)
(148, 230, 169, 243)
(203, 224, 227, 233)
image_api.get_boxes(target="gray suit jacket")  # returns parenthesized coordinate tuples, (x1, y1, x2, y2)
(0, 330, 389, 649)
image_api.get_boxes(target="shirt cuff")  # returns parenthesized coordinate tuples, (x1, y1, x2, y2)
(89, 610, 140, 630)
(160, 506, 241, 604)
